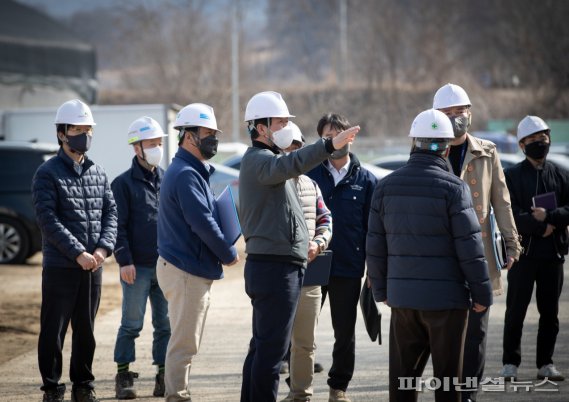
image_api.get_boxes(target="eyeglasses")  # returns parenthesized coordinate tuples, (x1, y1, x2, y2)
(68, 126, 93, 134)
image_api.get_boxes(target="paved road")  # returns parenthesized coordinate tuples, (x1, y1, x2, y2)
(0, 264, 567, 401)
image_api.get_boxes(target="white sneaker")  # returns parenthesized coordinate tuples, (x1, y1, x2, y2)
(537, 364, 565, 381)
(500, 364, 518, 381)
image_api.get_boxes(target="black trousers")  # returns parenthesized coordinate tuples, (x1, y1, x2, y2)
(321, 275, 362, 391)
(461, 307, 489, 402)
(389, 308, 468, 402)
(240, 260, 303, 402)
(503, 258, 564, 368)
(38, 267, 102, 393)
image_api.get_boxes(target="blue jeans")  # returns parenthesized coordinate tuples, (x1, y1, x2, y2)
(114, 265, 170, 365)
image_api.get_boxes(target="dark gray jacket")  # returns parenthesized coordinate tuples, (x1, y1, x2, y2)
(239, 140, 331, 265)
(366, 152, 492, 310)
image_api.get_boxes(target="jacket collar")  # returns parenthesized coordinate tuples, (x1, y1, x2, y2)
(463, 133, 491, 163)
(57, 147, 93, 175)
(131, 156, 163, 183)
(252, 140, 279, 154)
(324, 152, 361, 176)
(409, 151, 449, 171)
(175, 146, 214, 181)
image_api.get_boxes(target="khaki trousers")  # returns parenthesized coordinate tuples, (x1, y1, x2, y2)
(156, 256, 213, 402)
(289, 285, 322, 400)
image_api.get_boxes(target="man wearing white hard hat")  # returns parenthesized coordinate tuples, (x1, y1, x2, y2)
(433, 83, 521, 402)
(366, 109, 492, 402)
(156, 103, 239, 402)
(239, 91, 359, 402)
(501, 115, 569, 382)
(32, 99, 118, 402)
(280, 123, 333, 402)
(111, 117, 170, 399)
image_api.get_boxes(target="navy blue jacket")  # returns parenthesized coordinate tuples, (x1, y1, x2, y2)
(366, 152, 492, 310)
(157, 147, 237, 280)
(32, 149, 117, 268)
(505, 158, 569, 260)
(307, 153, 377, 278)
(111, 157, 163, 267)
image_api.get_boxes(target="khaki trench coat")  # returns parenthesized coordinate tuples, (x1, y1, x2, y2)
(446, 134, 522, 295)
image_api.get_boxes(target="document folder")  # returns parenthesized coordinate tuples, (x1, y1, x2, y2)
(303, 250, 333, 287)
(215, 185, 242, 245)
(532, 191, 557, 210)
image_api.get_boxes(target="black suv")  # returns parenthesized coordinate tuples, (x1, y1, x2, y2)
(0, 142, 58, 264)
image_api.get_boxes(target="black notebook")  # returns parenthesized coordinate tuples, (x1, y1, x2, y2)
(303, 251, 333, 287)
(532, 192, 557, 210)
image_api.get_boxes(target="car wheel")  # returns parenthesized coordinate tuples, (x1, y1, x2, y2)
(0, 216, 30, 264)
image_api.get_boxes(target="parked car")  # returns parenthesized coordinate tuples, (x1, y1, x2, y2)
(209, 162, 240, 206)
(222, 153, 391, 180)
(0, 141, 58, 264)
(371, 152, 569, 172)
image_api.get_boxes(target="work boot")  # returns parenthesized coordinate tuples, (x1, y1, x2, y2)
(329, 388, 351, 402)
(500, 364, 518, 381)
(71, 387, 99, 402)
(153, 372, 166, 397)
(537, 364, 565, 381)
(42, 388, 64, 402)
(115, 371, 138, 399)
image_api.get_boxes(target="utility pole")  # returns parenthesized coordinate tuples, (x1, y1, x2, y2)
(339, 0, 347, 85)
(231, 0, 240, 142)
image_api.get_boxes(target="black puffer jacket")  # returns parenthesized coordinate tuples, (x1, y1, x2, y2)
(32, 149, 117, 268)
(366, 152, 492, 310)
(505, 158, 569, 260)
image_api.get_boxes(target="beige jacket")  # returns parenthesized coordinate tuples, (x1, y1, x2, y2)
(446, 134, 522, 295)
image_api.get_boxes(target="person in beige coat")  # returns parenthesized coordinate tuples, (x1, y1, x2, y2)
(433, 83, 522, 402)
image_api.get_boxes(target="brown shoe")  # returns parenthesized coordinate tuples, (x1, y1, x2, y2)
(329, 388, 351, 402)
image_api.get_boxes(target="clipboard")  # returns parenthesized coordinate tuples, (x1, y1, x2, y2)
(215, 185, 242, 245)
(303, 250, 333, 287)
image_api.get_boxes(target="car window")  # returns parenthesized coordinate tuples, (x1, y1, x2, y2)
(376, 161, 406, 170)
(0, 150, 49, 193)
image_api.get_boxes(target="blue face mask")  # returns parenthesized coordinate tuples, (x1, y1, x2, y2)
(65, 132, 92, 154)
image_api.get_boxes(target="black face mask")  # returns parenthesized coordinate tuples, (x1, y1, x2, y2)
(524, 140, 550, 160)
(449, 115, 470, 138)
(65, 132, 91, 154)
(198, 135, 219, 160)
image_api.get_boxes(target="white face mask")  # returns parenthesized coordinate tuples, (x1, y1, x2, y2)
(143, 146, 163, 166)
(271, 123, 294, 150)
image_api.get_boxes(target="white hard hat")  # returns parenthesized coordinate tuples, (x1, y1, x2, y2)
(433, 83, 471, 109)
(517, 115, 550, 141)
(244, 91, 295, 122)
(289, 122, 303, 143)
(174, 103, 221, 132)
(409, 109, 454, 139)
(54, 99, 96, 126)
(127, 116, 167, 145)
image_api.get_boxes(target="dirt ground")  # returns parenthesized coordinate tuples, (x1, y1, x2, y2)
(0, 253, 123, 365)
(0, 241, 246, 366)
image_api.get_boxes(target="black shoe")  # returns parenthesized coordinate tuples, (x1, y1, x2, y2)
(42, 388, 64, 402)
(71, 387, 99, 402)
(115, 371, 138, 399)
(314, 362, 324, 373)
(153, 372, 165, 397)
